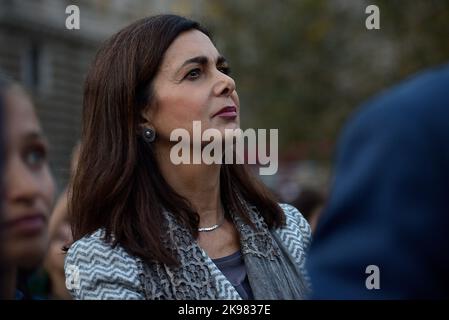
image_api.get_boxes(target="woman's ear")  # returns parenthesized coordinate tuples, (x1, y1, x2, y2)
(139, 100, 158, 128)
(140, 108, 152, 128)
(138, 104, 157, 142)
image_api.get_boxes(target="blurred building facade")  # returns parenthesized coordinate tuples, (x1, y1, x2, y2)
(0, 0, 203, 191)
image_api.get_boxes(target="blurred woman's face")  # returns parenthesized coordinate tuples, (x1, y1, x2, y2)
(45, 218, 71, 277)
(44, 189, 72, 281)
(148, 29, 240, 144)
(1, 86, 55, 269)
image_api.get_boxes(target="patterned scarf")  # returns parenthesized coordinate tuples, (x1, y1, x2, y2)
(137, 199, 310, 299)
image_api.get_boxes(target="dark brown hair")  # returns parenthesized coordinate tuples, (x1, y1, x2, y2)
(69, 14, 284, 266)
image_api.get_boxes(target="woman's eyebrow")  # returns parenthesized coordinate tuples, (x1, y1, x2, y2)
(176, 55, 228, 73)
(216, 56, 227, 65)
(22, 131, 48, 146)
(23, 131, 44, 141)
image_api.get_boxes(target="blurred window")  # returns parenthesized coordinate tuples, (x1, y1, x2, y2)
(22, 41, 50, 94)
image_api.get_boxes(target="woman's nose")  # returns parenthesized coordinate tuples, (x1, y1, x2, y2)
(6, 160, 41, 205)
(213, 72, 236, 97)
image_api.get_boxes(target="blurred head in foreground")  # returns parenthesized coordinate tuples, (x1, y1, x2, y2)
(0, 75, 55, 299)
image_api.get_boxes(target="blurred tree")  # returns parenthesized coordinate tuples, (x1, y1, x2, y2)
(202, 0, 449, 163)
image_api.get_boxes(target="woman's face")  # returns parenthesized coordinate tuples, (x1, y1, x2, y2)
(45, 196, 72, 278)
(1, 86, 55, 269)
(148, 29, 240, 144)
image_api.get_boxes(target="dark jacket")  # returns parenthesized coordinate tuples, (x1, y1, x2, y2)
(307, 63, 449, 299)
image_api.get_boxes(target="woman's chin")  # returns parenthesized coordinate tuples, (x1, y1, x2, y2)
(218, 121, 240, 133)
(3, 235, 49, 269)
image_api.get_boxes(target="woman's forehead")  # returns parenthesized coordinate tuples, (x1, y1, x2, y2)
(161, 29, 220, 69)
(5, 87, 41, 139)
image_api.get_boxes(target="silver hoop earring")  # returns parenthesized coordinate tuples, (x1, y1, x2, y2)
(143, 127, 156, 143)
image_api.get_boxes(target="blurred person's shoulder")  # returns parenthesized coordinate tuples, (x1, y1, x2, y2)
(348, 63, 449, 130)
(340, 63, 449, 157)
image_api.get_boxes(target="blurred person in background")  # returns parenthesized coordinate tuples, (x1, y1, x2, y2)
(41, 187, 72, 299)
(0, 74, 55, 299)
(0, 74, 5, 298)
(307, 63, 449, 299)
(41, 144, 78, 300)
(291, 188, 325, 233)
(65, 14, 311, 300)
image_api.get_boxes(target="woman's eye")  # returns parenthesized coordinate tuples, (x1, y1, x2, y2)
(24, 147, 46, 169)
(218, 66, 231, 75)
(185, 68, 201, 80)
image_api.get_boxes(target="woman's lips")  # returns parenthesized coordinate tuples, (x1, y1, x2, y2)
(4, 213, 46, 235)
(213, 106, 237, 118)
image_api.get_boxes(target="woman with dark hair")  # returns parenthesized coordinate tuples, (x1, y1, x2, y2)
(65, 14, 311, 300)
(0, 75, 4, 299)
(0, 74, 55, 299)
